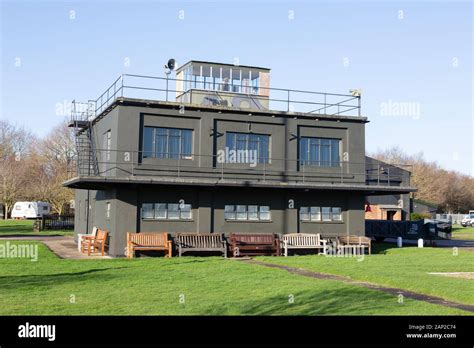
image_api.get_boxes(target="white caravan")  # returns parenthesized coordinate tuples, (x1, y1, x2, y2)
(11, 201, 51, 219)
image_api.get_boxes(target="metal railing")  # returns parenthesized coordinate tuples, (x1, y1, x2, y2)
(70, 74, 362, 122)
(68, 148, 412, 187)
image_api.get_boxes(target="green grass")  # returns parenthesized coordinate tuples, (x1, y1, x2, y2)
(0, 241, 469, 315)
(0, 219, 73, 236)
(257, 243, 474, 307)
(452, 225, 474, 240)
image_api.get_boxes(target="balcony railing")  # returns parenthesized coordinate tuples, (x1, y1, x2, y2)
(70, 74, 362, 122)
(68, 148, 411, 188)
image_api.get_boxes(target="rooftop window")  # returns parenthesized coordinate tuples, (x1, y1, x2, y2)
(177, 62, 269, 97)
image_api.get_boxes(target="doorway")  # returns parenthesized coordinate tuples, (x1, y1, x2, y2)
(386, 210, 397, 221)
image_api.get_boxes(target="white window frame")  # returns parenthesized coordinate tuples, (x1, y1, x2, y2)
(300, 206, 342, 222)
(106, 202, 111, 220)
(224, 205, 271, 221)
(141, 203, 193, 220)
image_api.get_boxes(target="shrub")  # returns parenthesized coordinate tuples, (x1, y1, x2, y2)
(411, 212, 431, 221)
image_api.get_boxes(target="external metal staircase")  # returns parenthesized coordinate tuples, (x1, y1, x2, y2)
(70, 100, 99, 177)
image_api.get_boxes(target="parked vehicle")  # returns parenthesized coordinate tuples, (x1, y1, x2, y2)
(461, 211, 474, 227)
(11, 201, 51, 219)
(431, 214, 452, 233)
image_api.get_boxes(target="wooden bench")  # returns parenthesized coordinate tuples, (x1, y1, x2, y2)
(281, 233, 327, 256)
(81, 228, 108, 256)
(230, 233, 280, 257)
(337, 235, 372, 255)
(175, 233, 227, 257)
(77, 226, 98, 252)
(126, 232, 172, 259)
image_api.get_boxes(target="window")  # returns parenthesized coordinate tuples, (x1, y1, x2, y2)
(299, 207, 310, 221)
(155, 203, 167, 219)
(300, 137, 340, 167)
(103, 130, 111, 161)
(236, 205, 247, 220)
(248, 205, 258, 220)
(143, 127, 192, 159)
(322, 207, 331, 221)
(141, 203, 192, 220)
(259, 206, 270, 220)
(106, 202, 111, 219)
(180, 204, 192, 219)
(300, 206, 342, 222)
(167, 204, 180, 220)
(142, 203, 154, 219)
(226, 132, 270, 164)
(224, 205, 271, 221)
(332, 207, 342, 221)
(224, 205, 236, 220)
(182, 64, 261, 95)
(311, 206, 321, 221)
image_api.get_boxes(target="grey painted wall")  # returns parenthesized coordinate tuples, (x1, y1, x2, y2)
(98, 103, 368, 184)
(73, 102, 368, 256)
(75, 185, 365, 256)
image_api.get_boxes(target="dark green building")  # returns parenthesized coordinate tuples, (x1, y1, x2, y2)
(65, 60, 415, 256)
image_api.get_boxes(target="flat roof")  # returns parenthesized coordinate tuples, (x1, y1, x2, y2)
(110, 97, 368, 122)
(64, 175, 416, 194)
(176, 60, 271, 73)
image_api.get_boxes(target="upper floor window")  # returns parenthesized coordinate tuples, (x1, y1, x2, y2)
(103, 130, 111, 161)
(300, 137, 340, 167)
(225, 132, 270, 164)
(181, 63, 261, 95)
(143, 127, 192, 159)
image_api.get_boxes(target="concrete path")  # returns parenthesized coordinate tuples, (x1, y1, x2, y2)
(0, 235, 111, 259)
(245, 259, 474, 313)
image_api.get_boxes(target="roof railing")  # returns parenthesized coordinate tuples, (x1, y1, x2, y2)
(71, 74, 362, 122)
(69, 147, 412, 187)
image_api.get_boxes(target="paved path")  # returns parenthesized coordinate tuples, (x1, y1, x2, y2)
(385, 238, 474, 250)
(245, 259, 474, 313)
(0, 235, 111, 259)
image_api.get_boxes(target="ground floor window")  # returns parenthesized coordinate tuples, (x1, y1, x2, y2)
(224, 205, 271, 221)
(300, 206, 342, 222)
(141, 203, 192, 220)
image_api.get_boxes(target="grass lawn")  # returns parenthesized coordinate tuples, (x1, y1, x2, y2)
(0, 219, 73, 236)
(257, 243, 474, 307)
(0, 241, 471, 315)
(452, 225, 474, 240)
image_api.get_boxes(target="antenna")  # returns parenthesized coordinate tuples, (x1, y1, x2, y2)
(164, 58, 177, 101)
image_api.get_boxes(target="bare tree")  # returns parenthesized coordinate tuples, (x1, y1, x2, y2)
(371, 146, 474, 213)
(0, 120, 36, 218)
(36, 121, 76, 214)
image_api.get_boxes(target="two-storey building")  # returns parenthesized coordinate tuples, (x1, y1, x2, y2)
(65, 60, 415, 256)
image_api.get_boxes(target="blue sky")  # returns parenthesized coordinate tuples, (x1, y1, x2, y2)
(1, 0, 472, 175)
